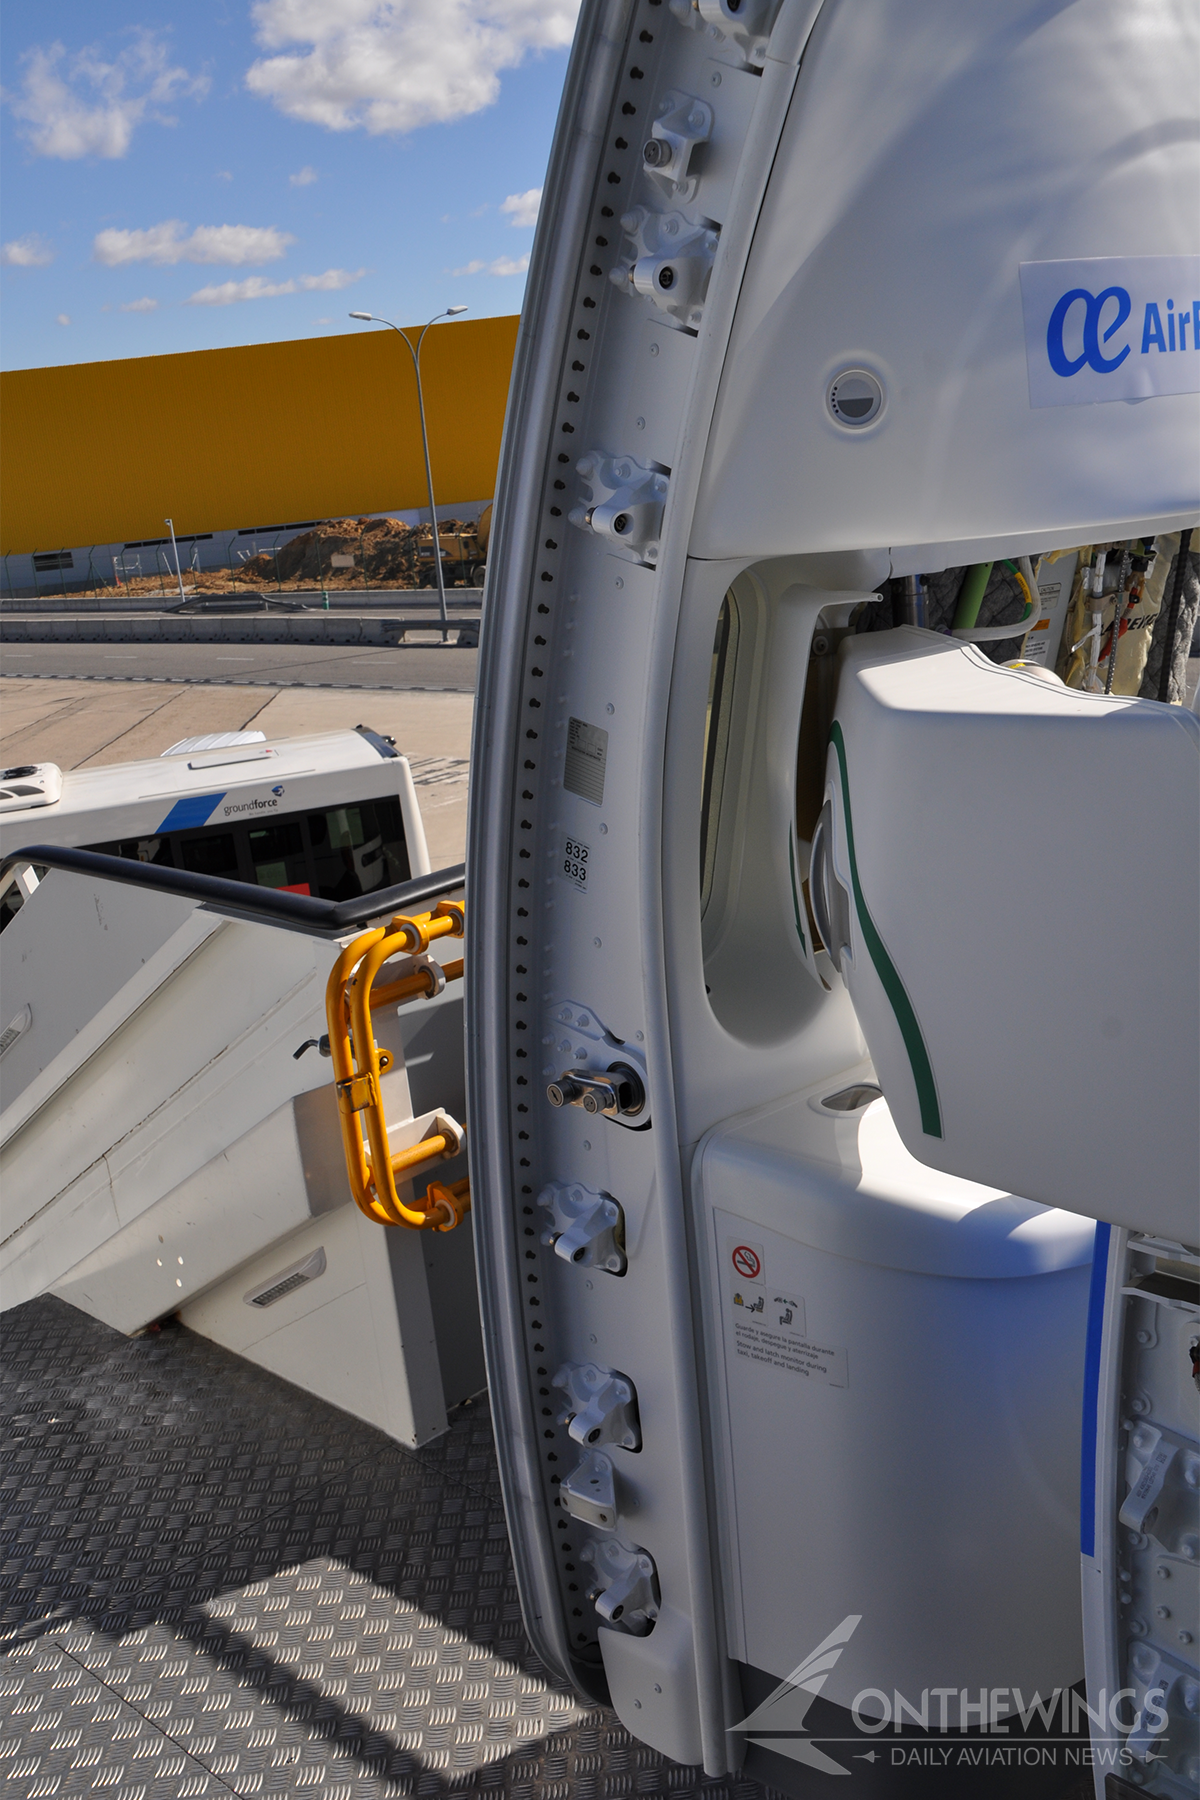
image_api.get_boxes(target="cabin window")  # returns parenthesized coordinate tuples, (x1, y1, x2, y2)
(306, 800, 406, 899)
(248, 820, 308, 893)
(99, 837, 173, 867)
(76, 793, 410, 905)
(178, 831, 240, 881)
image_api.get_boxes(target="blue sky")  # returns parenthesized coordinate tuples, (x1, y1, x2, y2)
(0, 1, 579, 370)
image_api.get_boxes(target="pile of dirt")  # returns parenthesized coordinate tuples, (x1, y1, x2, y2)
(71, 570, 261, 600)
(237, 516, 478, 588)
(19, 514, 485, 601)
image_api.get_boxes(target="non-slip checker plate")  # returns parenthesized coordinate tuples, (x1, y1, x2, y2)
(0, 1300, 1094, 1800)
(1, 1297, 780, 1800)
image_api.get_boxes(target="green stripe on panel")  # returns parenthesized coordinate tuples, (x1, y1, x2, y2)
(829, 721, 942, 1138)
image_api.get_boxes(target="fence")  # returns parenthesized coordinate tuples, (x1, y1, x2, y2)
(1, 506, 491, 607)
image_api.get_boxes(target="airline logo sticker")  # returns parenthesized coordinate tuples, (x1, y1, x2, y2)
(1020, 255, 1199, 406)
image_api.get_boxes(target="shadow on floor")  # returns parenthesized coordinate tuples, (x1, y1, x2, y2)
(1, 1296, 1093, 1800)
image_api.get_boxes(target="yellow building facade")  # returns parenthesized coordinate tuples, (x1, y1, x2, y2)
(0, 316, 518, 555)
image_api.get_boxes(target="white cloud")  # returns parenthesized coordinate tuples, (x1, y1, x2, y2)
(187, 275, 297, 306)
(452, 251, 529, 277)
(1, 235, 55, 267)
(9, 31, 207, 161)
(93, 221, 295, 267)
(56, 313, 71, 325)
(289, 164, 318, 185)
(245, 0, 580, 136)
(298, 266, 366, 290)
(216, 168, 233, 181)
(186, 266, 364, 305)
(501, 186, 541, 228)
(120, 296, 158, 312)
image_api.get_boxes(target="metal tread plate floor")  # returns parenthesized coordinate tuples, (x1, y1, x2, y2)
(1, 1298, 1095, 1800)
(0, 1297, 780, 1800)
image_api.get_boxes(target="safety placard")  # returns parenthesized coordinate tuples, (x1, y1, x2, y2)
(733, 1323, 846, 1385)
(719, 1217, 844, 1387)
(731, 1243, 761, 1281)
(564, 717, 608, 805)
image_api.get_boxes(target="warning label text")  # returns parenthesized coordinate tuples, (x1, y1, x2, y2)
(733, 1321, 848, 1387)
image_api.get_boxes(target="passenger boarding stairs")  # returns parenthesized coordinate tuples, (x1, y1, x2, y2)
(0, 851, 482, 1449)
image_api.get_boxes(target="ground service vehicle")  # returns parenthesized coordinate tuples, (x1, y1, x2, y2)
(0, 726, 425, 927)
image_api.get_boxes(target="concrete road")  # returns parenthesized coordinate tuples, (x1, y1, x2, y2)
(6, 644, 1196, 916)
(2, 674, 475, 870)
(0, 639, 477, 692)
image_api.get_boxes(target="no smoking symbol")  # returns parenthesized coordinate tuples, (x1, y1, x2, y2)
(732, 1245, 761, 1280)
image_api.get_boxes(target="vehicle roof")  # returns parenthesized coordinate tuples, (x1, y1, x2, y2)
(5, 728, 394, 829)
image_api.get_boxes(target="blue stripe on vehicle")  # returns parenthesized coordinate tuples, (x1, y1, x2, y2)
(156, 793, 226, 833)
(1079, 1220, 1111, 1559)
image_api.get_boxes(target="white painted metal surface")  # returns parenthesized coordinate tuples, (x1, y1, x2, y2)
(0, 731, 477, 1448)
(0, 871, 475, 1444)
(466, 0, 1199, 1782)
(693, 0, 1200, 566)
(699, 1078, 1095, 1715)
(821, 632, 1199, 1239)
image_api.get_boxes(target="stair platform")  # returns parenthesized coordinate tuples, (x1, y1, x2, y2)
(1, 1297, 774, 1799)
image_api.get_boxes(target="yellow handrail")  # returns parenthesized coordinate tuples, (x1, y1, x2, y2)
(324, 900, 468, 1230)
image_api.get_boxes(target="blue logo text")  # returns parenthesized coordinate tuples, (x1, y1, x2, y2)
(1048, 286, 1199, 376)
(1046, 286, 1130, 375)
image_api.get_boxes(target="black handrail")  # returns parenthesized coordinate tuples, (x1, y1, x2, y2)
(1, 844, 465, 938)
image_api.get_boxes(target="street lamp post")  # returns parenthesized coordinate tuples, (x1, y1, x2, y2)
(350, 307, 467, 641)
(164, 517, 188, 606)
